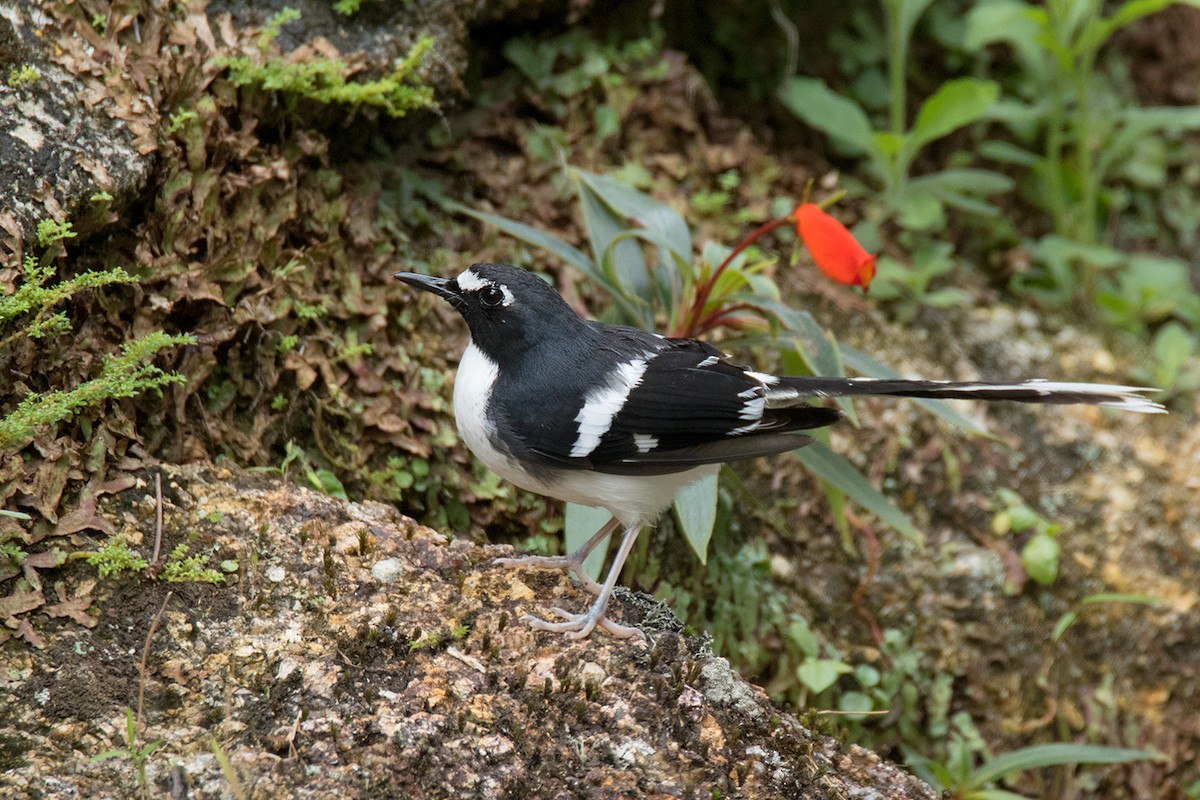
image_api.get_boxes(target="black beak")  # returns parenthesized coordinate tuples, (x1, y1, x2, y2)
(394, 272, 464, 308)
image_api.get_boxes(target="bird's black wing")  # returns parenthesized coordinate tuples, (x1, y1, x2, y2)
(523, 332, 842, 476)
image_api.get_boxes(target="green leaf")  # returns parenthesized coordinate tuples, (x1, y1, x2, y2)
(1021, 532, 1060, 585)
(967, 790, 1036, 800)
(797, 658, 853, 694)
(1080, 592, 1164, 607)
(968, 744, 1161, 788)
(1090, 0, 1180, 52)
(674, 470, 719, 564)
(564, 503, 611, 581)
(754, 300, 843, 380)
(576, 181, 652, 307)
(909, 78, 999, 153)
(792, 442, 921, 544)
(572, 169, 691, 262)
(777, 77, 875, 156)
(447, 202, 595, 276)
(1050, 610, 1079, 642)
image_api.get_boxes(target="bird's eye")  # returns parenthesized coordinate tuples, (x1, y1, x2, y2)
(480, 285, 505, 308)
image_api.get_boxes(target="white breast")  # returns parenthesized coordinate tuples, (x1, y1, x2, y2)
(452, 340, 711, 527)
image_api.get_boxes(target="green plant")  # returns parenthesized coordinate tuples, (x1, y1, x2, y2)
(991, 488, 1062, 587)
(85, 538, 149, 579)
(503, 28, 665, 138)
(0, 331, 194, 452)
(1, 223, 194, 452)
(252, 441, 351, 500)
(778, 0, 1010, 232)
(454, 166, 994, 565)
(1051, 592, 1164, 641)
(215, 8, 436, 118)
(91, 707, 166, 791)
(6, 64, 39, 87)
(159, 544, 224, 584)
(910, 741, 1162, 799)
(966, 0, 1200, 309)
(968, 0, 1200, 246)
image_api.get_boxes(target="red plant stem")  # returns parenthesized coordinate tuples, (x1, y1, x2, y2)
(684, 213, 794, 335)
(692, 302, 756, 336)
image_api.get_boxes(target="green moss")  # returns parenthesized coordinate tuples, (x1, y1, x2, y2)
(216, 10, 436, 118)
(6, 65, 39, 87)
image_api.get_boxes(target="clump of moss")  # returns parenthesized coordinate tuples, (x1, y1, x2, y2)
(216, 8, 436, 118)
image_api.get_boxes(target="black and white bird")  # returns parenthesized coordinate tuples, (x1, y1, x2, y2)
(396, 263, 1164, 640)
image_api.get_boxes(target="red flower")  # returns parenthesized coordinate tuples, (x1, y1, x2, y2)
(794, 203, 876, 290)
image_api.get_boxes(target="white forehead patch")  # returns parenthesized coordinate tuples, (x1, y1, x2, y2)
(456, 268, 488, 291)
(455, 268, 515, 307)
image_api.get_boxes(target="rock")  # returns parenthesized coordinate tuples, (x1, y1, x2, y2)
(0, 0, 155, 261)
(0, 462, 936, 799)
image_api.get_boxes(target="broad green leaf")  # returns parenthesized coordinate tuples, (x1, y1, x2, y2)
(797, 658, 853, 694)
(447, 202, 595, 276)
(564, 503, 611, 581)
(968, 744, 1161, 787)
(576, 181, 651, 309)
(839, 346, 992, 437)
(572, 169, 692, 262)
(1020, 531, 1060, 585)
(674, 470, 719, 564)
(792, 442, 921, 543)
(777, 77, 875, 156)
(909, 78, 999, 152)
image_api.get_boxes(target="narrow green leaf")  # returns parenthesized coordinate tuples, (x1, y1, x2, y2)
(968, 744, 1161, 788)
(1051, 611, 1079, 641)
(777, 77, 875, 156)
(792, 442, 921, 543)
(674, 470, 719, 564)
(909, 78, 999, 152)
(966, 790, 1036, 800)
(564, 503, 612, 581)
(1079, 592, 1164, 607)
(755, 299, 843, 379)
(446, 201, 595, 275)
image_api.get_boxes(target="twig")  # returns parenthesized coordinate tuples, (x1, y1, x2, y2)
(846, 509, 882, 647)
(151, 472, 163, 565)
(137, 590, 174, 732)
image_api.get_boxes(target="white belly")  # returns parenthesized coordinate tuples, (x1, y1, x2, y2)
(452, 340, 712, 526)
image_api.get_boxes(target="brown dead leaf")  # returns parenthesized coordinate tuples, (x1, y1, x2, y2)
(0, 587, 44, 619)
(44, 594, 99, 628)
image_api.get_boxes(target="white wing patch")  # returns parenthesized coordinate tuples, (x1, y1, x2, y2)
(729, 387, 766, 435)
(570, 357, 653, 458)
(633, 434, 659, 453)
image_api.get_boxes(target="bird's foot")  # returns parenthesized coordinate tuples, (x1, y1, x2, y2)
(520, 607, 645, 641)
(495, 555, 603, 595)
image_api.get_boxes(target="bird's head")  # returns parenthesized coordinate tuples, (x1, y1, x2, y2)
(395, 263, 582, 361)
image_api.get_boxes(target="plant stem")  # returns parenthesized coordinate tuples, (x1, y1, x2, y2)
(678, 213, 793, 336)
(886, 0, 906, 139)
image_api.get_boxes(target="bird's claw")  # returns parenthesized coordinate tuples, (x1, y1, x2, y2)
(520, 608, 645, 641)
